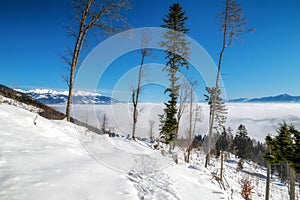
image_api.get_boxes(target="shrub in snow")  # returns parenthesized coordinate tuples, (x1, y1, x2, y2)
(240, 177, 254, 200)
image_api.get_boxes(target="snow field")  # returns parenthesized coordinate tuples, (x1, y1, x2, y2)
(1, 101, 299, 199)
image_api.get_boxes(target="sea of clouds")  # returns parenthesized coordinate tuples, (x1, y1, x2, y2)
(53, 103, 300, 141)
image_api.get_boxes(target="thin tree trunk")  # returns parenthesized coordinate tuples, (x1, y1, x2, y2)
(132, 49, 146, 140)
(186, 85, 193, 163)
(265, 162, 270, 200)
(205, 112, 214, 168)
(220, 150, 224, 182)
(66, 31, 87, 121)
(289, 165, 295, 200)
(205, 0, 229, 168)
(66, 1, 92, 121)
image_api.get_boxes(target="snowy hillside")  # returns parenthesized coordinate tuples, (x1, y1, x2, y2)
(16, 89, 118, 104)
(0, 100, 298, 200)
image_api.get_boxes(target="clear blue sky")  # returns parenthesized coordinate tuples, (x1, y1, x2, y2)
(0, 0, 299, 101)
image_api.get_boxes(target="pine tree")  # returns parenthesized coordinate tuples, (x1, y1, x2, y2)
(288, 125, 300, 173)
(216, 127, 228, 158)
(264, 122, 300, 200)
(233, 124, 253, 162)
(159, 3, 190, 145)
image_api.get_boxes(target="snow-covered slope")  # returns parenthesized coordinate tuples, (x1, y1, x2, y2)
(0, 102, 224, 200)
(0, 101, 298, 200)
(0, 103, 137, 200)
(16, 89, 118, 104)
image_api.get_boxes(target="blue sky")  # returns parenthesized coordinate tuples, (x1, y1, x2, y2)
(0, 0, 300, 101)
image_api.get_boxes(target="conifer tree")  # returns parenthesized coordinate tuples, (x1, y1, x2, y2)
(159, 3, 190, 145)
(233, 124, 253, 169)
(264, 122, 300, 200)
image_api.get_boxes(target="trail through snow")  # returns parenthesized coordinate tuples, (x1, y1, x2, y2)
(128, 155, 179, 200)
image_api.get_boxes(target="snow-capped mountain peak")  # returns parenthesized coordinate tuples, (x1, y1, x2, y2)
(15, 88, 117, 105)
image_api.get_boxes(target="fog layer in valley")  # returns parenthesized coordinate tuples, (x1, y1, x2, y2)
(53, 103, 300, 141)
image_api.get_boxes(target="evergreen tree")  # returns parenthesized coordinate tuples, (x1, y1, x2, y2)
(264, 122, 300, 200)
(216, 127, 228, 158)
(205, 87, 227, 133)
(288, 125, 300, 173)
(159, 3, 190, 145)
(264, 122, 300, 172)
(233, 124, 253, 161)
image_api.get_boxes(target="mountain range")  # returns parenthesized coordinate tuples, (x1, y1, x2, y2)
(16, 89, 118, 105)
(228, 94, 300, 103)
(12, 88, 300, 104)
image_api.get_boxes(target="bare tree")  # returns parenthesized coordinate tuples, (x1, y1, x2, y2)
(131, 34, 151, 140)
(64, 0, 130, 121)
(205, 0, 253, 168)
(177, 79, 189, 133)
(98, 113, 109, 134)
(148, 119, 155, 140)
(185, 81, 201, 163)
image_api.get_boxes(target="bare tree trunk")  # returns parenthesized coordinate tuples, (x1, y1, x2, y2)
(132, 47, 148, 140)
(176, 80, 188, 150)
(289, 165, 295, 200)
(148, 119, 155, 140)
(265, 162, 271, 200)
(186, 83, 193, 163)
(65, 0, 130, 121)
(220, 150, 224, 182)
(132, 95, 138, 140)
(66, 1, 90, 121)
(205, 0, 229, 168)
(205, 111, 214, 167)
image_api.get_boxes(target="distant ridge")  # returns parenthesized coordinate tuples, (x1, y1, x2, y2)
(228, 94, 300, 103)
(0, 84, 102, 134)
(16, 89, 118, 105)
(0, 84, 65, 120)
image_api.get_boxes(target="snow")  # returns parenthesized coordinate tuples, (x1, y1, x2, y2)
(0, 103, 136, 200)
(0, 100, 299, 200)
